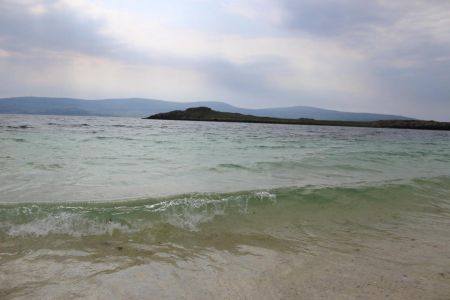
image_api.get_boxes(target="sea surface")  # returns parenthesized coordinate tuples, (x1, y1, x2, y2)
(1, 114, 450, 299)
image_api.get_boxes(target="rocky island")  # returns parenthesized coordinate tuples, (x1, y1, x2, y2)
(146, 107, 450, 131)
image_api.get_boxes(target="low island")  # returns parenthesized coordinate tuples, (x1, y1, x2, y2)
(146, 107, 450, 131)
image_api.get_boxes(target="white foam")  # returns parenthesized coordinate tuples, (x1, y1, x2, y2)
(144, 192, 277, 231)
(254, 191, 277, 202)
(7, 212, 132, 237)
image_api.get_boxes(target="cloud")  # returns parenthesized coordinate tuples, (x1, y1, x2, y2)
(279, 0, 386, 35)
(0, 1, 117, 55)
(0, 0, 449, 120)
(270, 0, 450, 118)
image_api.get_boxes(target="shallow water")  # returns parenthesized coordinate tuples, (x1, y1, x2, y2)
(1, 114, 450, 299)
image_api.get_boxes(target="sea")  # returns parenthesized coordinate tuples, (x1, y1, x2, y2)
(1, 114, 450, 299)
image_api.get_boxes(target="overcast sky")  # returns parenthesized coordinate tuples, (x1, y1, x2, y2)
(0, 0, 449, 120)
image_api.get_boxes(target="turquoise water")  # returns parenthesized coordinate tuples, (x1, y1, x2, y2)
(1, 114, 449, 203)
(1, 114, 450, 299)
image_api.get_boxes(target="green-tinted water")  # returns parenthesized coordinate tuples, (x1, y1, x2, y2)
(1, 114, 450, 299)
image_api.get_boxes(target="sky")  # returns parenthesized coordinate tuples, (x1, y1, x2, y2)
(0, 0, 449, 120)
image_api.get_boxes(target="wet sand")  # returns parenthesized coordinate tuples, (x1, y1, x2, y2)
(2, 213, 450, 300)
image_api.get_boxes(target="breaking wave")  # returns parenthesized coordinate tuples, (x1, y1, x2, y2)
(1, 176, 449, 237)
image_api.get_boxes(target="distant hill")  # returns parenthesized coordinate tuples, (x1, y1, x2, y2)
(0, 97, 413, 121)
(147, 107, 450, 131)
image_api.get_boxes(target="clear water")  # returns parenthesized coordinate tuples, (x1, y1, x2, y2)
(1, 114, 450, 299)
(1, 114, 449, 203)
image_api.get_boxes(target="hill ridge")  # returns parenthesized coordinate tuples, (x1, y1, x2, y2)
(0, 96, 412, 121)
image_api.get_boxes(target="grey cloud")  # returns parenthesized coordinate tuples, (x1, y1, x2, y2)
(188, 57, 336, 108)
(0, 1, 165, 67)
(371, 61, 450, 120)
(275, 0, 450, 120)
(0, 0, 287, 103)
(279, 0, 387, 35)
(1, 0, 449, 120)
(0, 1, 122, 57)
(199, 59, 281, 96)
